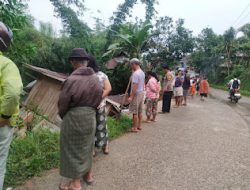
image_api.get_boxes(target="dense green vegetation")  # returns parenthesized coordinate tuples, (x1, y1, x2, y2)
(4, 115, 132, 188)
(190, 26, 250, 91)
(1, 0, 250, 93)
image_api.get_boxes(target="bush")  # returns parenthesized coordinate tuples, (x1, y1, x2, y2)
(240, 67, 250, 91)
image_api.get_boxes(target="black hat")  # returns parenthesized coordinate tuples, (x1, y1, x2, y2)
(162, 64, 169, 70)
(69, 48, 89, 60)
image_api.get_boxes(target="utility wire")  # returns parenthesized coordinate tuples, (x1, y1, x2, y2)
(232, 3, 250, 27)
(235, 11, 250, 28)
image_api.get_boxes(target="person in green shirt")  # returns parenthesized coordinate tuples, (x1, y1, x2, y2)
(0, 22, 23, 190)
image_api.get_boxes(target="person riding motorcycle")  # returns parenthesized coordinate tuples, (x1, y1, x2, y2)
(228, 76, 241, 97)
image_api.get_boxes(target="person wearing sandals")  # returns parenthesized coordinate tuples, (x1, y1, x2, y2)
(58, 48, 103, 190)
(145, 71, 161, 122)
(85, 55, 112, 184)
(128, 58, 145, 132)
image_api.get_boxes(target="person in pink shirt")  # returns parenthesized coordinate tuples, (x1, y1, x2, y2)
(145, 71, 161, 122)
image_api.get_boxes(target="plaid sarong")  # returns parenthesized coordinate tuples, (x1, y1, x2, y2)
(60, 107, 96, 178)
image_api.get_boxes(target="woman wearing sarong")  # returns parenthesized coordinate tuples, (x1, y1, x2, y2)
(84, 56, 112, 184)
(58, 48, 103, 190)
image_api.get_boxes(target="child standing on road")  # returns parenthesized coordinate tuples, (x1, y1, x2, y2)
(191, 81, 196, 98)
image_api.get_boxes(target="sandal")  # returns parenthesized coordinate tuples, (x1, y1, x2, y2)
(129, 128, 139, 133)
(59, 183, 82, 190)
(137, 127, 142, 130)
(84, 178, 94, 186)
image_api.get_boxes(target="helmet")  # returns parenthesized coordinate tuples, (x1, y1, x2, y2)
(0, 22, 13, 52)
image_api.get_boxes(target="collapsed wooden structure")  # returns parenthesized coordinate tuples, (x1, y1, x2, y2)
(23, 64, 129, 124)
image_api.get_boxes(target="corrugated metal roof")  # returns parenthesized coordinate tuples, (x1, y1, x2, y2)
(24, 64, 67, 82)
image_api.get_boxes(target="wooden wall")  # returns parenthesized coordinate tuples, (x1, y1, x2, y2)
(25, 76, 62, 124)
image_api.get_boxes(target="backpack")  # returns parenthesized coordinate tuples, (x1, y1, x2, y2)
(232, 79, 239, 89)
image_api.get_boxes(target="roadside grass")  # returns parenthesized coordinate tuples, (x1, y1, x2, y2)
(4, 114, 132, 188)
(210, 84, 250, 97)
(108, 114, 132, 140)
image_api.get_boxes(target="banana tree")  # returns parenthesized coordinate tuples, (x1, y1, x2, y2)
(103, 22, 153, 59)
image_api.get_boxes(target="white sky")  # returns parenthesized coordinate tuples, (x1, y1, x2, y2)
(28, 0, 250, 36)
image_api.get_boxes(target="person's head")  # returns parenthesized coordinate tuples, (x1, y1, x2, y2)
(69, 48, 89, 70)
(87, 55, 99, 73)
(147, 71, 159, 82)
(130, 58, 141, 71)
(162, 64, 170, 74)
(178, 70, 182, 77)
(233, 74, 238, 79)
(0, 22, 13, 52)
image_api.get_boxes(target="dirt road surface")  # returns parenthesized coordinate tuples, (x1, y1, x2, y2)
(15, 88, 250, 190)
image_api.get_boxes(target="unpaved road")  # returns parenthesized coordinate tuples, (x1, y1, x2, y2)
(15, 89, 250, 190)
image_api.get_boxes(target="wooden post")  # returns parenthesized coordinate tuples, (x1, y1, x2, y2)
(121, 76, 132, 110)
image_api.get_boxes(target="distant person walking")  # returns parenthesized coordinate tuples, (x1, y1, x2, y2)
(162, 64, 174, 113)
(199, 76, 209, 101)
(182, 72, 191, 106)
(128, 58, 145, 132)
(0, 22, 23, 190)
(58, 48, 103, 190)
(145, 71, 161, 122)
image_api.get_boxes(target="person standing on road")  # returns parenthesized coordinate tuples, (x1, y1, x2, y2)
(128, 58, 145, 132)
(145, 71, 161, 122)
(58, 48, 103, 190)
(161, 64, 174, 113)
(199, 76, 209, 101)
(85, 56, 112, 185)
(191, 81, 196, 98)
(182, 72, 191, 106)
(174, 71, 183, 108)
(0, 22, 23, 190)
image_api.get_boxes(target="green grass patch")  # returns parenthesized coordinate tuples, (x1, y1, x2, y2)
(4, 129, 60, 188)
(210, 84, 250, 97)
(108, 115, 132, 140)
(4, 114, 132, 188)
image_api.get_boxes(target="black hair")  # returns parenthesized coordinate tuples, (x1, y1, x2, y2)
(69, 57, 88, 63)
(147, 71, 160, 82)
(87, 55, 99, 73)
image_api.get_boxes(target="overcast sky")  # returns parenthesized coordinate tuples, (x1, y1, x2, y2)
(28, 0, 250, 36)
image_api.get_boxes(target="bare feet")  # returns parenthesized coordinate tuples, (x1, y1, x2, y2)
(103, 144, 109, 155)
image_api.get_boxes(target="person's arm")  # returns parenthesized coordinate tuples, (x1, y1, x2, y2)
(0, 63, 22, 126)
(129, 83, 138, 100)
(102, 79, 112, 98)
(58, 80, 73, 118)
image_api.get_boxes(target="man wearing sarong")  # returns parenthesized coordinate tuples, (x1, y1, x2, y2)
(58, 48, 103, 190)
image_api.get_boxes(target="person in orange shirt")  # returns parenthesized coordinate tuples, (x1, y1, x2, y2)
(190, 81, 196, 98)
(199, 76, 209, 101)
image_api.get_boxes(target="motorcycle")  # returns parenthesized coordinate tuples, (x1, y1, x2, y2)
(229, 89, 241, 103)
